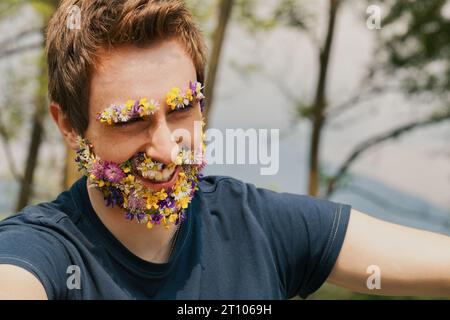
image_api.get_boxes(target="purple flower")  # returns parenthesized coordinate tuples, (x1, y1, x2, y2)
(189, 81, 196, 96)
(131, 100, 140, 115)
(104, 162, 126, 183)
(200, 98, 205, 113)
(90, 161, 105, 180)
(178, 209, 187, 222)
(151, 214, 162, 224)
(125, 212, 134, 221)
(136, 212, 146, 222)
(104, 187, 123, 208)
(158, 196, 175, 209)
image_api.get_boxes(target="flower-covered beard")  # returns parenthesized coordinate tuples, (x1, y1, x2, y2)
(75, 136, 206, 230)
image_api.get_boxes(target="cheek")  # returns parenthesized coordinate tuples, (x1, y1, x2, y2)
(170, 112, 203, 149)
(97, 141, 139, 164)
(84, 124, 142, 164)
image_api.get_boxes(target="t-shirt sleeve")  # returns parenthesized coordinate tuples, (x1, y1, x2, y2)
(0, 224, 72, 300)
(242, 181, 352, 299)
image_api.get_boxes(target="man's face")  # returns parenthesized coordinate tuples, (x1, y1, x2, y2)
(70, 39, 205, 227)
(85, 39, 202, 167)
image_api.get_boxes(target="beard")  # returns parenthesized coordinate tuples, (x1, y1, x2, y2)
(74, 136, 206, 229)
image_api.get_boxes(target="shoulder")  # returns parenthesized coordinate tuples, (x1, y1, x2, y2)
(0, 178, 84, 231)
(0, 200, 76, 259)
(198, 175, 246, 194)
(0, 200, 79, 300)
(197, 174, 324, 209)
(196, 175, 351, 232)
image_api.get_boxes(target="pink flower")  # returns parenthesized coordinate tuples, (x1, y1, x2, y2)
(127, 191, 145, 213)
(90, 161, 105, 180)
(104, 162, 126, 183)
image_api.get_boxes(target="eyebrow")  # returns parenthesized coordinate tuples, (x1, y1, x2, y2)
(97, 81, 205, 125)
(97, 98, 159, 125)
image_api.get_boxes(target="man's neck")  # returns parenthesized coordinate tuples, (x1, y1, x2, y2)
(86, 179, 178, 263)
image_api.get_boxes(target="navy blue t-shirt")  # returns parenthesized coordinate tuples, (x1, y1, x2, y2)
(0, 175, 351, 299)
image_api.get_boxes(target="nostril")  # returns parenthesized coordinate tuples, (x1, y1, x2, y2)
(172, 135, 183, 144)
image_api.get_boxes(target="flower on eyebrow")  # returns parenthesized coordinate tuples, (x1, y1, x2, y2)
(97, 97, 159, 125)
(166, 81, 205, 111)
(166, 87, 185, 110)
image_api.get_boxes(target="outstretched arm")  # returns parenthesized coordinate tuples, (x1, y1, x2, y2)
(0, 265, 48, 300)
(328, 209, 450, 297)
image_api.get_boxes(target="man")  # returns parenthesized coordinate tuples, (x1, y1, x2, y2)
(0, 0, 448, 300)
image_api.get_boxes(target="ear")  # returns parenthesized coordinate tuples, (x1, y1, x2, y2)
(49, 103, 80, 150)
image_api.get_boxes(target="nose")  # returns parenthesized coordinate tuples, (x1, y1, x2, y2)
(145, 119, 182, 165)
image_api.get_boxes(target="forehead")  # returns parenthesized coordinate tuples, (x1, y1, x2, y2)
(89, 39, 197, 115)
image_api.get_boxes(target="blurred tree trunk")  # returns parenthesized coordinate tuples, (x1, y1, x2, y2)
(15, 1, 58, 210)
(204, 0, 234, 124)
(308, 0, 341, 196)
(15, 50, 47, 211)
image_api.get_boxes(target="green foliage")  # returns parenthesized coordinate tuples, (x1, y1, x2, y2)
(29, 0, 55, 21)
(186, 0, 221, 40)
(372, 0, 450, 97)
(0, 0, 27, 18)
(307, 282, 447, 300)
(234, 0, 311, 33)
(0, 65, 34, 140)
(229, 59, 263, 76)
(295, 102, 314, 120)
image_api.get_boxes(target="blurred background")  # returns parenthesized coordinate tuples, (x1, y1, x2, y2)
(0, 0, 449, 299)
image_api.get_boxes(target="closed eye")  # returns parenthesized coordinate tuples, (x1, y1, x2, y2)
(113, 117, 145, 127)
(170, 102, 194, 114)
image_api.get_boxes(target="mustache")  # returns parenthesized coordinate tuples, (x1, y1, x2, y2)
(76, 136, 205, 185)
(129, 145, 202, 169)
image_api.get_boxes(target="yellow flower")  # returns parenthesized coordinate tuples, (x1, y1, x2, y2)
(178, 196, 189, 209)
(125, 100, 135, 110)
(124, 175, 134, 184)
(146, 221, 154, 229)
(168, 213, 178, 223)
(146, 195, 159, 210)
(196, 82, 202, 94)
(156, 190, 167, 200)
(186, 89, 193, 101)
(166, 87, 183, 110)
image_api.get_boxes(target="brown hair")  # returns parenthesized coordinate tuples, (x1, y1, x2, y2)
(45, 0, 207, 135)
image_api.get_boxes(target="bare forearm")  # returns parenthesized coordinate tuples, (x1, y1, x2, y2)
(328, 209, 450, 297)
